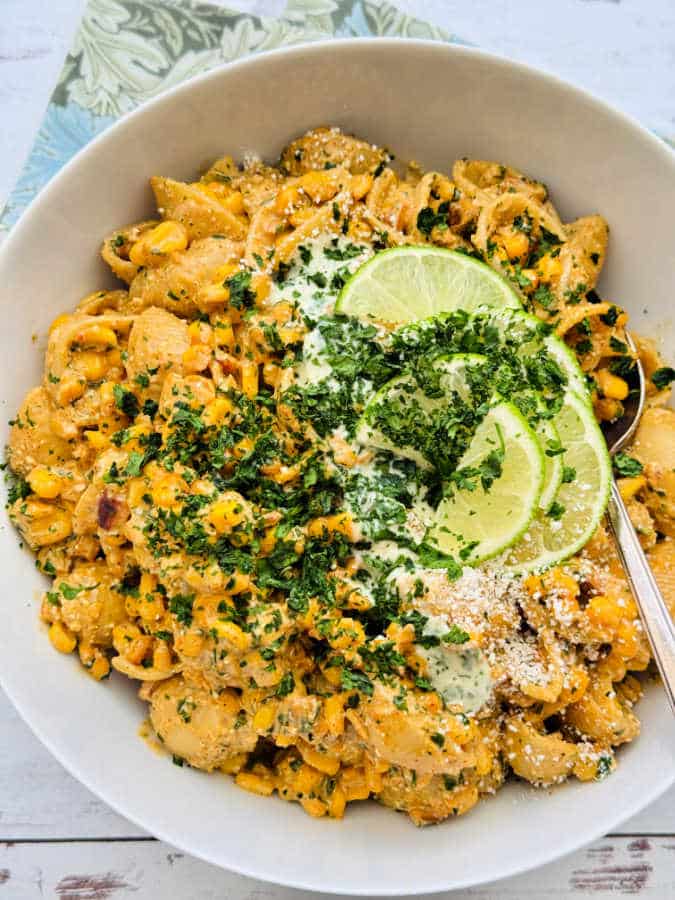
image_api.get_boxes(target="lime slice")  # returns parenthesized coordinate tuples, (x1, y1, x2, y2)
(357, 353, 487, 468)
(542, 333, 591, 403)
(503, 391, 611, 572)
(536, 418, 563, 510)
(429, 401, 545, 565)
(336, 246, 522, 323)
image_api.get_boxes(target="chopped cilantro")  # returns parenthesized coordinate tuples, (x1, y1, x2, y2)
(595, 755, 613, 780)
(443, 625, 470, 645)
(417, 202, 450, 237)
(226, 271, 256, 310)
(168, 593, 195, 626)
(561, 465, 577, 484)
(275, 672, 295, 697)
(613, 453, 643, 477)
(113, 384, 140, 418)
(652, 367, 675, 391)
(546, 501, 566, 520)
(341, 667, 374, 696)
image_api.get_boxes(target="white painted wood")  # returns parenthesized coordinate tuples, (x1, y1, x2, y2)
(1, 835, 675, 898)
(398, 0, 675, 142)
(0, 690, 146, 840)
(1, 0, 675, 894)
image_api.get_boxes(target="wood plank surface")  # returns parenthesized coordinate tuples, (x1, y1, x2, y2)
(2, 835, 675, 899)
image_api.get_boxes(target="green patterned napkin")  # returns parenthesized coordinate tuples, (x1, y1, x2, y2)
(0, 0, 458, 233)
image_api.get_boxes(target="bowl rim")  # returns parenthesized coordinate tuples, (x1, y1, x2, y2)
(1, 36, 674, 896)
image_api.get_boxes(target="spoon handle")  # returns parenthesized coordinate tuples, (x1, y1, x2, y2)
(607, 479, 675, 714)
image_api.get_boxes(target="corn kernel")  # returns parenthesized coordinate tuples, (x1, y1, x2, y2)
(596, 369, 629, 401)
(594, 396, 623, 422)
(49, 621, 77, 654)
(299, 745, 340, 776)
(75, 324, 118, 349)
(127, 477, 148, 508)
(139, 572, 157, 596)
(269, 301, 295, 325)
(27, 505, 73, 546)
(112, 623, 140, 653)
(72, 350, 108, 381)
(57, 376, 85, 405)
(350, 173, 373, 199)
(152, 640, 172, 672)
(28, 466, 63, 499)
(212, 619, 251, 651)
(188, 320, 213, 346)
(340, 767, 370, 802)
(236, 771, 275, 796)
(182, 343, 211, 373)
(214, 262, 240, 282)
(98, 380, 116, 405)
(212, 317, 235, 349)
(240, 360, 258, 399)
(537, 254, 563, 282)
(322, 694, 345, 736)
(294, 764, 323, 795)
(176, 631, 204, 657)
(435, 177, 456, 201)
(307, 512, 354, 540)
(278, 324, 306, 345)
(220, 753, 247, 775)
(586, 594, 623, 630)
(84, 429, 110, 450)
(615, 621, 641, 659)
(251, 273, 271, 303)
(129, 220, 188, 266)
(222, 191, 245, 215)
(199, 283, 230, 309)
(262, 362, 281, 388)
(618, 475, 646, 502)
(275, 184, 302, 215)
(298, 170, 339, 204)
(224, 571, 252, 596)
(323, 665, 343, 687)
(328, 785, 347, 818)
(301, 798, 327, 818)
(328, 617, 365, 651)
(500, 230, 529, 261)
(253, 703, 277, 732)
(151, 472, 187, 510)
(202, 396, 233, 427)
(208, 492, 249, 534)
(88, 655, 111, 680)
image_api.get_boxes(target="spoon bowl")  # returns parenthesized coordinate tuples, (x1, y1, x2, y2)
(601, 332, 675, 713)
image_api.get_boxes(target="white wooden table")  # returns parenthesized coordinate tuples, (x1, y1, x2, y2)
(2, 1, 675, 896)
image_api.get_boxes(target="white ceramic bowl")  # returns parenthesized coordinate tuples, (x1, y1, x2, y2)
(1, 39, 675, 896)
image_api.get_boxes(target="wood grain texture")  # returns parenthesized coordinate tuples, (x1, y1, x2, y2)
(2, 836, 675, 898)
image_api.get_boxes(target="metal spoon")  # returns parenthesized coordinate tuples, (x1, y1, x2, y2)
(601, 332, 675, 713)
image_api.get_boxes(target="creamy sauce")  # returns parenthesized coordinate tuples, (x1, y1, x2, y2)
(269, 233, 372, 319)
(419, 615, 493, 714)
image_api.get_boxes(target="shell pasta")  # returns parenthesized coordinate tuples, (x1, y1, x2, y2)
(6, 127, 675, 826)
